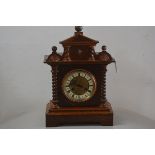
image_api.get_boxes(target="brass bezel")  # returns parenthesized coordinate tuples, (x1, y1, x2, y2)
(62, 69, 97, 103)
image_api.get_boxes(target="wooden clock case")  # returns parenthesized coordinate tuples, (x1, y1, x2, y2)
(44, 26, 115, 127)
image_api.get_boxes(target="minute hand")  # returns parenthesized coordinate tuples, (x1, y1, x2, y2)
(76, 84, 88, 91)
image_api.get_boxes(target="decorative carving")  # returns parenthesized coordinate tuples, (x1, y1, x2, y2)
(45, 41, 114, 64)
(61, 46, 71, 61)
(88, 46, 96, 61)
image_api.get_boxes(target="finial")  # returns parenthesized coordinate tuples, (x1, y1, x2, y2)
(52, 46, 57, 53)
(75, 26, 83, 32)
(102, 45, 107, 52)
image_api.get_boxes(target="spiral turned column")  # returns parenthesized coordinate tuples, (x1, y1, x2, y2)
(101, 66, 107, 103)
(51, 65, 58, 104)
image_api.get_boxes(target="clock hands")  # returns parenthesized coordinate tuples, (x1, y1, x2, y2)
(70, 82, 88, 92)
(76, 84, 88, 91)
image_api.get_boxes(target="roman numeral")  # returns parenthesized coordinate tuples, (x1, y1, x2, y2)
(73, 73, 78, 77)
(65, 87, 70, 92)
(80, 72, 86, 77)
(85, 74, 91, 80)
(88, 80, 93, 85)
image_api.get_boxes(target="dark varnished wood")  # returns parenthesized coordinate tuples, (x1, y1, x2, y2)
(44, 26, 115, 127)
(46, 101, 113, 127)
(57, 64, 104, 107)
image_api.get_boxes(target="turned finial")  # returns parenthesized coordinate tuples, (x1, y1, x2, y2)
(102, 46, 107, 52)
(52, 46, 57, 53)
(75, 26, 83, 32)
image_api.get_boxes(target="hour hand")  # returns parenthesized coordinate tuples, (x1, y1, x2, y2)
(76, 84, 88, 91)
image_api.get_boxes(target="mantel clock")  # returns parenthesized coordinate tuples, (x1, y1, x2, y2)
(44, 26, 115, 127)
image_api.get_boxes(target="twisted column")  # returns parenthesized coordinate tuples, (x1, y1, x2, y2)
(51, 65, 58, 104)
(101, 66, 107, 103)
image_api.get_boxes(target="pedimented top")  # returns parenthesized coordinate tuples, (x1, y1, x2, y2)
(60, 26, 99, 46)
(44, 27, 115, 65)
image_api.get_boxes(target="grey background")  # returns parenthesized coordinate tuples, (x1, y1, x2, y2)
(0, 26, 155, 129)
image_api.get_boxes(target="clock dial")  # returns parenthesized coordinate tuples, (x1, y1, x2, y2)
(62, 69, 96, 102)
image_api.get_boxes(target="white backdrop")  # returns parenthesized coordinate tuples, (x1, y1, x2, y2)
(0, 26, 155, 128)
